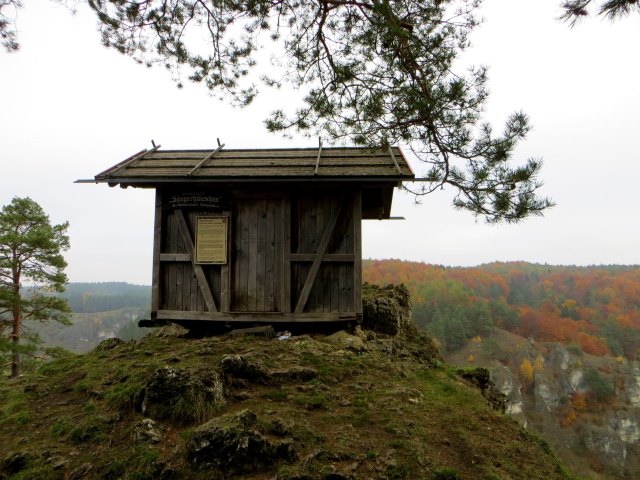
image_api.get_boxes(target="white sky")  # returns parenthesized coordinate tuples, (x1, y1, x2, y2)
(1, 0, 639, 284)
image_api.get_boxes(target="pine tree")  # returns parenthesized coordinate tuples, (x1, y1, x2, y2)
(560, 0, 640, 26)
(0, 197, 70, 377)
(2, 0, 556, 222)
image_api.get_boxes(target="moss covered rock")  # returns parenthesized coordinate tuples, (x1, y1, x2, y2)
(362, 283, 412, 336)
(186, 409, 296, 473)
(140, 366, 225, 424)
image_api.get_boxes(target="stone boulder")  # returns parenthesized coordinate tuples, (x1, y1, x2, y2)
(132, 418, 163, 443)
(140, 366, 225, 423)
(186, 410, 296, 474)
(362, 283, 412, 336)
(94, 337, 124, 352)
(220, 354, 270, 384)
(325, 330, 367, 354)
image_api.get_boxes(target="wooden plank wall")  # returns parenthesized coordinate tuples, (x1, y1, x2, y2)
(158, 206, 222, 313)
(153, 187, 362, 320)
(290, 190, 359, 314)
(231, 197, 282, 312)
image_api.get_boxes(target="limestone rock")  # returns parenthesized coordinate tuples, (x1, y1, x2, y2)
(94, 337, 124, 352)
(490, 365, 524, 419)
(326, 330, 367, 353)
(459, 367, 507, 413)
(140, 366, 225, 423)
(133, 418, 163, 443)
(362, 283, 412, 336)
(186, 409, 297, 473)
(220, 354, 270, 384)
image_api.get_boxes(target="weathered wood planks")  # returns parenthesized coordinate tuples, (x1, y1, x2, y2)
(156, 310, 358, 322)
(94, 146, 408, 326)
(94, 146, 415, 185)
(152, 186, 362, 322)
(231, 197, 282, 313)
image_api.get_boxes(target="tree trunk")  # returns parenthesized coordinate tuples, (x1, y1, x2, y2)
(10, 332, 20, 378)
(10, 271, 21, 378)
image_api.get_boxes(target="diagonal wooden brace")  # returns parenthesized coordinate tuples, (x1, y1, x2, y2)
(294, 200, 344, 314)
(175, 209, 218, 312)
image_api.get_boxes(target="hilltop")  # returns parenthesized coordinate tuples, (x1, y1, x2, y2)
(0, 323, 575, 480)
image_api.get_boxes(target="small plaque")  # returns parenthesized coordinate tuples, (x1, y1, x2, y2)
(196, 216, 228, 264)
(169, 191, 229, 210)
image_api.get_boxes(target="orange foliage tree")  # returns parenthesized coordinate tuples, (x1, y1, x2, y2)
(363, 260, 640, 358)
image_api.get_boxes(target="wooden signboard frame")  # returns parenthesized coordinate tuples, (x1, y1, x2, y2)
(195, 216, 229, 264)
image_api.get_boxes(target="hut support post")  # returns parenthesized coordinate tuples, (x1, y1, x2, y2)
(353, 189, 363, 315)
(151, 191, 162, 317)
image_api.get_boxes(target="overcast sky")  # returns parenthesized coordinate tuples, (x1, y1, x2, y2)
(1, 0, 639, 284)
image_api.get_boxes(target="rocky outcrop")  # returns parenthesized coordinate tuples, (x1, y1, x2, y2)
(362, 283, 412, 336)
(220, 354, 271, 384)
(94, 337, 125, 351)
(140, 366, 226, 423)
(458, 367, 507, 413)
(465, 337, 640, 479)
(186, 410, 297, 473)
(132, 418, 163, 443)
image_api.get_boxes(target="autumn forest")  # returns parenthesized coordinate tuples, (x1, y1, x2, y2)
(363, 260, 640, 360)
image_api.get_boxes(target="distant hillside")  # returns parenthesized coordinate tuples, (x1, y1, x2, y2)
(0, 327, 575, 480)
(22, 282, 152, 353)
(364, 260, 640, 359)
(363, 259, 640, 479)
(446, 328, 640, 479)
(31, 308, 149, 353)
(60, 282, 151, 313)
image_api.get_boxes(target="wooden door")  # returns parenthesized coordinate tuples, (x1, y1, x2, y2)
(231, 197, 282, 312)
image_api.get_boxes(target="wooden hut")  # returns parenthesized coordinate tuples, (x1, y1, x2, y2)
(90, 146, 414, 326)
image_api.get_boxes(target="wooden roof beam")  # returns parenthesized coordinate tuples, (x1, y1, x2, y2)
(94, 148, 149, 180)
(314, 138, 323, 175)
(387, 146, 403, 175)
(188, 141, 225, 176)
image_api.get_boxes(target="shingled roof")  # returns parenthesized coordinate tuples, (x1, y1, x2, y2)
(92, 146, 414, 187)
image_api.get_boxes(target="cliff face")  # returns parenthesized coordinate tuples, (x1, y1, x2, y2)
(447, 329, 640, 480)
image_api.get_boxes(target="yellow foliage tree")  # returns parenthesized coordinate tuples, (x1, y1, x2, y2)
(571, 392, 588, 412)
(534, 356, 545, 372)
(560, 408, 577, 427)
(520, 358, 534, 387)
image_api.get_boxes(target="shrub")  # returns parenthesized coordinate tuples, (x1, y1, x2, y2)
(433, 467, 460, 480)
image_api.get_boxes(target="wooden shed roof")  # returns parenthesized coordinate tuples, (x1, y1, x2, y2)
(92, 146, 414, 186)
